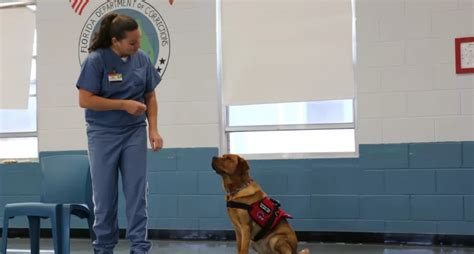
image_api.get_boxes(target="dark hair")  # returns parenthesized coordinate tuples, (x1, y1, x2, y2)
(88, 13, 138, 52)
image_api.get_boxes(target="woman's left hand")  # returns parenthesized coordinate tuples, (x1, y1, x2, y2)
(149, 130, 163, 151)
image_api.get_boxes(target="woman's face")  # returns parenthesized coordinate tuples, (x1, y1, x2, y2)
(112, 29, 141, 57)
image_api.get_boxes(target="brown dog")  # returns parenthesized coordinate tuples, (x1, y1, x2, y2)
(212, 154, 310, 254)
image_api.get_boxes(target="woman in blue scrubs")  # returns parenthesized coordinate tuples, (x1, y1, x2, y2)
(76, 13, 162, 254)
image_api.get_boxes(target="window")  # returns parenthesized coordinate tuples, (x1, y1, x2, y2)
(218, 0, 356, 159)
(0, 25, 37, 160)
(225, 100, 356, 158)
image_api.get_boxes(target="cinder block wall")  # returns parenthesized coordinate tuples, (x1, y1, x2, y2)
(1, 142, 473, 235)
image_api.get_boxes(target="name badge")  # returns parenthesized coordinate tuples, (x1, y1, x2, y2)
(108, 72, 123, 82)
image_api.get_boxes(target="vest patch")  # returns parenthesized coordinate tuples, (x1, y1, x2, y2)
(249, 197, 292, 229)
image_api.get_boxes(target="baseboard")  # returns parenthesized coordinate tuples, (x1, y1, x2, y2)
(3, 228, 474, 247)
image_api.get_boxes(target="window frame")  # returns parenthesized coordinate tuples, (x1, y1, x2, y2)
(222, 100, 358, 160)
(0, 2, 38, 161)
(215, 0, 358, 160)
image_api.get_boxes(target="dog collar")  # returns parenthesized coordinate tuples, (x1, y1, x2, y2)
(227, 179, 254, 196)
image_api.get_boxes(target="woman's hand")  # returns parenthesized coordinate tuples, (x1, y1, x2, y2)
(149, 130, 163, 151)
(123, 100, 147, 116)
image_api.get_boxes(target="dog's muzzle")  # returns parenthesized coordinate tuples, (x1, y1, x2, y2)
(211, 157, 222, 174)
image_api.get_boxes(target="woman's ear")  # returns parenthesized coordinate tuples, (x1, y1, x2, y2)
(111, 37, 119, 46)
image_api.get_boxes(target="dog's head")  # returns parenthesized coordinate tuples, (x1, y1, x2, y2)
(212, 154, 251, 193)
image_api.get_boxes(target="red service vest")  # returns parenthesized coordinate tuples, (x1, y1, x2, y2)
(227, 197, 293, 241)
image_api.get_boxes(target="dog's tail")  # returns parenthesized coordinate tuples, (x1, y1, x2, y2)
(298, 248, 310, 254)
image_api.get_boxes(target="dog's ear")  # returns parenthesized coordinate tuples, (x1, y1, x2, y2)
(237, 156, 249, 173)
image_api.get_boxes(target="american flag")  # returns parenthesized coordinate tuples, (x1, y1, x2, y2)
(69, 0, 89, 15)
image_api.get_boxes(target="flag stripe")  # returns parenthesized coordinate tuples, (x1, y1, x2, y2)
(74, 0, 84, 13)
(71, 0, 79, 9)
(78, 0, 89, 15)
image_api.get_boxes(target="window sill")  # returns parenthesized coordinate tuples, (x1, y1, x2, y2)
(0, 158, 39, 164)
(235, 152, 359, 160)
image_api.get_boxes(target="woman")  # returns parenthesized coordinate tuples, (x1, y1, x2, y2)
(76, 13, 162, 254)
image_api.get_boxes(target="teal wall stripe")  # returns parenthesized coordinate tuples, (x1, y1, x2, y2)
(1, 143, 474, 235)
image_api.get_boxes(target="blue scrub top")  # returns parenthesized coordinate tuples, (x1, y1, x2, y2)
(76, 48, 161, 128)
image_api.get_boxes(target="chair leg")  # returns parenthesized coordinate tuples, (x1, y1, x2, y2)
(50, 210, 62, 254)
(1, 216, 9, 254)
(87, 214, 96, 242)
(27, 216, 41, 254)
(60, 207, 71, 254)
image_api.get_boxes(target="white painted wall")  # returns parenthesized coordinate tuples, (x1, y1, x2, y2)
(37, 0, 218, 151)
(35, 0, 474, 153)
(356, 0, 474, 144)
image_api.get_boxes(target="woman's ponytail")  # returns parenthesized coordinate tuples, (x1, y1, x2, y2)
(88, 13, 137, 52)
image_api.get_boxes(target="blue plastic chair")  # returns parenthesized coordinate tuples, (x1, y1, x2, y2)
(1, 155, 95, 254)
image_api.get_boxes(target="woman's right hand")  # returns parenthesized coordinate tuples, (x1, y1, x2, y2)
(123, 100, 147, 116)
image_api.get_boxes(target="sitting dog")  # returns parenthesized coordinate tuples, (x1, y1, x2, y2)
(212, 154, 310, 254)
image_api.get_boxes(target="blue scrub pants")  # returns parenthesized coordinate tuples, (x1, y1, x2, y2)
(87, 125, 151, 254)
